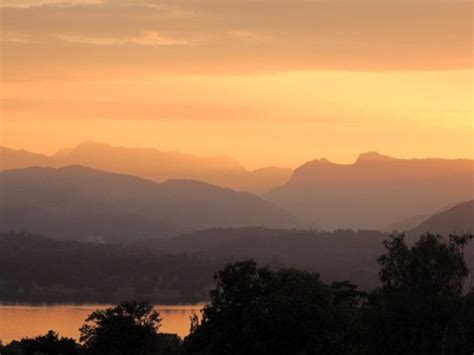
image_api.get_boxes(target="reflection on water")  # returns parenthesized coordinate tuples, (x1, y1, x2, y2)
(0, 304, 204, 344)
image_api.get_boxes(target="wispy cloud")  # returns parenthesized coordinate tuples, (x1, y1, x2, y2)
(0, 0, 104, 7)
(1, 0, 471, 81)
(55, 31, 190, 46)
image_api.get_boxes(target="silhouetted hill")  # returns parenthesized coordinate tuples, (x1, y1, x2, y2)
(383, 214, 431, 233)
(0, 146, 50, 170)
(0, 166, 299, 242)
(265, 152, 474, 230)
(408, 200, 474, 237)
(0, 232, 219, 303)
(0, 143, 293, 193)
(139, 227, 388, 290)
(383, 201, 468, 233)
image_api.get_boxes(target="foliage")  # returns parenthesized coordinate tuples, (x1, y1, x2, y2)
(79, 301, 168, 355)
(377, 233, 469, 296)
(182, 260, 364, 354)
(360, 233, 474, 355)
(20, 330, 79, 355)
(183, 234, 474, 355)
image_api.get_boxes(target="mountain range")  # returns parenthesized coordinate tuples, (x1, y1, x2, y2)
(1, 143, 473, 232)
(0, 142, 292, 193)
(265, 152, 473, 230)
(0, 166, 298, 242)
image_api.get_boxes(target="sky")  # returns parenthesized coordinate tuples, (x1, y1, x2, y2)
(0, 0, 472, 169)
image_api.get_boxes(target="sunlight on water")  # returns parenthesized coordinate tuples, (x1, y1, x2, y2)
(0, 304, 204, 344)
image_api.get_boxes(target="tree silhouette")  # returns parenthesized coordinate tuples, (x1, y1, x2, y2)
(360, 233, 474, 355)
(79, 301, 179, 354)
(377, 233, 469, 296)
(20, 330, 78, 355)
(182, 260, 364, 354)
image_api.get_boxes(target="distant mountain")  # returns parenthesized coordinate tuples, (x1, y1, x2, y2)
(265, 152, 474, 230)
(383, 201, 467, 233)
(408, 200, 474, 237)
(0, 142, 293, 193)
(52, 140, 246, 178)
(0, 166, 299, 242)
(0, 146, 50, 170)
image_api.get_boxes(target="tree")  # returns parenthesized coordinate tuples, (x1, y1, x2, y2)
(377, 233, 469, 296)
(21, 330, 79, 355)
(182, 260, 364, 355)
(360, 233, 474, 355)
(79, 301, 176, 354)
(330, 281, 367, 354)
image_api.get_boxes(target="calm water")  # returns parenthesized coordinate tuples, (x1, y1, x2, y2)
(0, 304, 204, 344)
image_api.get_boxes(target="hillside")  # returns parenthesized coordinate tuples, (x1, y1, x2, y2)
(265, 152, 474, 230)
(140, 227, 389, 290)
(408, 200, 474, 237)
(0, 166, 298, 242)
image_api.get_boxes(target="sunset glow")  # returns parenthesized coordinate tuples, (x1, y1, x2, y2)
(1, 0, 472, 168)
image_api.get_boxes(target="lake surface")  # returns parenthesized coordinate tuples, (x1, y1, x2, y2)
(0, 304, 204, 344)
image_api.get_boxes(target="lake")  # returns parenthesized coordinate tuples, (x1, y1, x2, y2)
(0, 304, 204, 344)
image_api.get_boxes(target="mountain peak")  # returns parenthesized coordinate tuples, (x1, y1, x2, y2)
(305, 157, 333, 166)
(356, 151, 394, 163)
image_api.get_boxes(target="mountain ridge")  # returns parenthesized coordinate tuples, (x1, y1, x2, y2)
(266, 153, 473, 230)
(407, 200, 474, 238)
(0, 165, 299, 242)
(0, 143, 292, 193)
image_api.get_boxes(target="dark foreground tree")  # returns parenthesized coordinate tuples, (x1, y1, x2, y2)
(359, 233, 474, 355)
(182, 260, 365, 355)
(79, 301, 180, 354)
(20, 330, 79, 355)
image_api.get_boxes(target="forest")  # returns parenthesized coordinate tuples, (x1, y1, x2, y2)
(0, 232, 219, 303)
(0, 228, 393, 303)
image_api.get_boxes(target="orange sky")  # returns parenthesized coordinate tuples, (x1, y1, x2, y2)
(0, 0, 472, 169)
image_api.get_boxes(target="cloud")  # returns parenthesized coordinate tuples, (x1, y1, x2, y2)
(55, 31, 190, 46)
(0, 0, 104, 7)
(0, 0, 471, 80)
